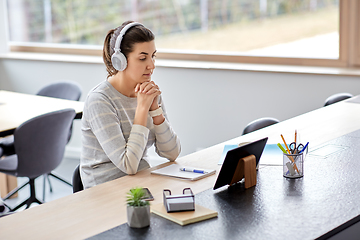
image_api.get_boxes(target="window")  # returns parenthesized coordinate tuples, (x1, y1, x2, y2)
(5, 0, 360, 68)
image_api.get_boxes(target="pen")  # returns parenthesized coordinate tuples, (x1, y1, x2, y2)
(180, 168, 208, 174)
(280, 134, 300, 174)
(299, 142, 309, 154)
(279, 142, 298, 175)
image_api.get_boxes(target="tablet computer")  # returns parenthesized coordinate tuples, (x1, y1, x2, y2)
(213, 137, 268, 190)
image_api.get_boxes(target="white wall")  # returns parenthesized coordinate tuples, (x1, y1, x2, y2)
(1, 58, 359, 158)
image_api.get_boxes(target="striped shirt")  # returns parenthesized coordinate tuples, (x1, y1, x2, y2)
(80, 80, 181, 189)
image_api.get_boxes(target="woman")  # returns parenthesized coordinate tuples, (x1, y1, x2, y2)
(80, 21, 181, 189)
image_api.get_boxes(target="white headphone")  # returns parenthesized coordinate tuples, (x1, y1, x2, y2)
(111, 22, 143, 71)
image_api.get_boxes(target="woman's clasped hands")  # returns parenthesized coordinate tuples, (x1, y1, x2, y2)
(135, 81, 161, 110)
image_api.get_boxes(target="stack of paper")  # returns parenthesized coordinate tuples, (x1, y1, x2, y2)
(151, 164, 215, 181)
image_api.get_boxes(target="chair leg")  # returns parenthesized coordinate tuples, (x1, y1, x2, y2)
(11, 198, 28, 212)
(43, 173, 54, 202)
(48, 172, 72, 186)
(26, 179, 43, 209)
(10, 178, 43, 212)
(2, 180, 29, 201)
(43, 175, 46, 202)
(43, 173, 72, 202)
(46, 174, 53, 192)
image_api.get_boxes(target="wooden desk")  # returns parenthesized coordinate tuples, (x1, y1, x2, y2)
(1, 97, 360, 239)
(0, 90, 84, 197)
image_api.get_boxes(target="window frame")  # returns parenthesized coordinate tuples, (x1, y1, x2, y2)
(7, 0, 360, 68)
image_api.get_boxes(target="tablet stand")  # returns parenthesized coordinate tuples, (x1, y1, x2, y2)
(230, 154, 256, 189)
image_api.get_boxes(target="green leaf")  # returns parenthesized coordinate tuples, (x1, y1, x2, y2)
(126, 187, 150, 207)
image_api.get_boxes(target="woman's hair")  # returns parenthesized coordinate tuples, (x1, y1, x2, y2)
(103, 21, 155, 78)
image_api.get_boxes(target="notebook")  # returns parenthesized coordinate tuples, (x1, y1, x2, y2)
(151, 203, 218, 226)
(151, 164, 215, 181)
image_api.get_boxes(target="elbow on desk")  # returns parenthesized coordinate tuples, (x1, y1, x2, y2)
(160, 145, 181, 162)
(122, 167, 137, 175)
(169, 147, 181, 161)
(119, 161, 139, 175)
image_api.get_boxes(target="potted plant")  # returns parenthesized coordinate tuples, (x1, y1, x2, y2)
(126, 187, 150, 228)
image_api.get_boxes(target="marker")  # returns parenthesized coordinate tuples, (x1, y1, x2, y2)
(180, 168, 208, 174)
(277, 143, 288, 154)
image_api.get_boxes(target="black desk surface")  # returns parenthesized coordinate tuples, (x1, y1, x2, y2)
(89, 130, 360, 240)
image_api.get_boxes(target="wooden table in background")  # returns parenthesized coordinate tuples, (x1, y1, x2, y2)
(0, 90, 84, 197)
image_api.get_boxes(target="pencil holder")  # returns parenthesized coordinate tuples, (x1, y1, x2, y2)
(283, 153, 303, 178)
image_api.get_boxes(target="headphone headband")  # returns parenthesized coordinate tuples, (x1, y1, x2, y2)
(114, 22, 143, 52)
(111, 22, 144, 71)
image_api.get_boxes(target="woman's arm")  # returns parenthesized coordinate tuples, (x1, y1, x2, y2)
(85, 92, 148, 175)
(134, 81, 161, 126)
(153, 121, 181, 161)
(135, 81, 181, 161)
(151, 100, 181, 161)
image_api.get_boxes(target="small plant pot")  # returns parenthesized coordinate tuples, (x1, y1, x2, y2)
(127, 205, 150, 228)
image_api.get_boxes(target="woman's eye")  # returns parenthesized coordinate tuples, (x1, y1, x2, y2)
(140, 58, 146, 61)
(152, 55, 157, 59)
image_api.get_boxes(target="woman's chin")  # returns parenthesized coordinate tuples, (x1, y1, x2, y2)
(141, 77, 151, 82)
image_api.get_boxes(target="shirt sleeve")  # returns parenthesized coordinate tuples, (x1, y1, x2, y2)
(152, 98, 181, 160)
(85, 92, 149, 174)
(153, 119, 181, 161)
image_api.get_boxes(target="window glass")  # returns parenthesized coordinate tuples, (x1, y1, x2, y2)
(7, 0, 339, 59)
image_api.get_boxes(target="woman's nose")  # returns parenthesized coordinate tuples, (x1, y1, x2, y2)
(147, 58, 155, 69)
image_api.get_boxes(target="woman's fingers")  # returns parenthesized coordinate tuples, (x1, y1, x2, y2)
(141, 82, 154, 93)
(146, 88, 161, 95)
(139, 81, 159, 94)
(136, 87, 161, 111)
(134, 83, 141, 93)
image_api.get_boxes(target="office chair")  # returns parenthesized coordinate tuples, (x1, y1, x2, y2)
(72, 164, 83, 193)
(0, 135, 15, 156)
(324, 93, 353, 106)
(242, 117, 280, 135)
(0, 81, 82, 201)
(0, 109, 76, 211)
(38, 81, 82, 200)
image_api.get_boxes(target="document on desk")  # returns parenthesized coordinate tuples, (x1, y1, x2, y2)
(258, 144, 284, 165)
(151, 164, 216, 181)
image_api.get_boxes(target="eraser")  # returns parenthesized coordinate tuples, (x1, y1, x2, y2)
(286, 162, 295, 176)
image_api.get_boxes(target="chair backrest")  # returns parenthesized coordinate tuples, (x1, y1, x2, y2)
(36, 81, 82, 101)
(72, 164, 83, 193)
(14, 109, 76, 179)
(242, 117, 280, 135)
(324, 93, 353, 107)
(37, 81, 82, 142)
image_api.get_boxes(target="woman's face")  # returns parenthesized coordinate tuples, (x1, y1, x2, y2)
(124, 40, 156, 85)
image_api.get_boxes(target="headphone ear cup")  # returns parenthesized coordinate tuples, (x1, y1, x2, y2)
(111, 51, 127, 71)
